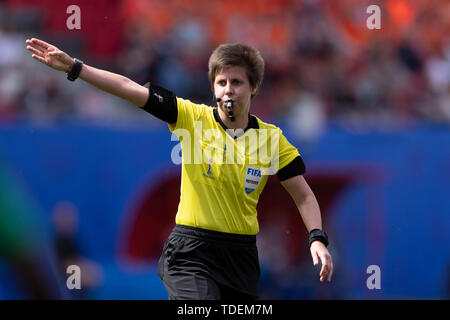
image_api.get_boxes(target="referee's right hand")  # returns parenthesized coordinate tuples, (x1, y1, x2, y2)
(26, 37, 150, 108)
(26, 38, 74, 73)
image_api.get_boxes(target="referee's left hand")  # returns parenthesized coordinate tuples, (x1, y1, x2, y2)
(310, 241, 333, 282)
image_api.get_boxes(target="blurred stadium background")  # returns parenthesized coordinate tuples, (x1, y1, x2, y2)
(0, 0, 449, 299)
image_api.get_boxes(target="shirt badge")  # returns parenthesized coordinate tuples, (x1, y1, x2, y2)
(244, 166, 262, 194)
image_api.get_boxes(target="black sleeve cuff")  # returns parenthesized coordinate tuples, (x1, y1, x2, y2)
(276, 156, 306, 181)
(142, 83, 178, 124)
(309, 229, 329, 247)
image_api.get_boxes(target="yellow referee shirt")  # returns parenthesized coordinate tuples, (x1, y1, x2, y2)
(168, 97, 302, 235)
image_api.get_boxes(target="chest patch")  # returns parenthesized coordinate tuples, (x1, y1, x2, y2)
(244, 166, 262, 194)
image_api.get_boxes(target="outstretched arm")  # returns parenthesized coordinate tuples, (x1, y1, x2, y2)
(25, 38, 148, 107)
(281, 174, 333, 282)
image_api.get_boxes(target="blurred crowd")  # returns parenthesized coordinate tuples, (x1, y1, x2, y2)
(0, 0, 449, 135)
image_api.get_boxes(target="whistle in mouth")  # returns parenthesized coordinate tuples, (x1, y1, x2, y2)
(225, 100, 235, 122)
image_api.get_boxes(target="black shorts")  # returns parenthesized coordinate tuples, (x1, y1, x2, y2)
(157, 224, 260, 300)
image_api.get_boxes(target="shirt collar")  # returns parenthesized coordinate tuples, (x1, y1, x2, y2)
(213, 108, 259, 137)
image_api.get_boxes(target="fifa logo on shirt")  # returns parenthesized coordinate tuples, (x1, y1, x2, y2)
(245, 166, 262, 194)
(247, 167, 262, 177)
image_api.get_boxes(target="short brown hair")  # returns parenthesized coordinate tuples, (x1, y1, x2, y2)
(208, 43, 265, 98)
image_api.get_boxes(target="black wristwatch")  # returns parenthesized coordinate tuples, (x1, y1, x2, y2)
(309, 229, 329, 248)
(67, 58, 83, 81)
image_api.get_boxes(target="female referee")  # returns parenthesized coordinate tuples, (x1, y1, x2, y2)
(26, 38, 333, 300)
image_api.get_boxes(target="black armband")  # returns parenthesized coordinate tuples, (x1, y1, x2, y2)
(142, 83, 178, 124)
(309, 229, 329, 248)
(276, 156, 306, 181)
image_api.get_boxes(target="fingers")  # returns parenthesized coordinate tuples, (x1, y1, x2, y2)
(319, 262, 328, 282)
(31, 54, 46, 64)
(311, 243, 334, 283)
(26, 45, 44, 57)
(26, 38, 55, 54)
(26, 40, 47, 65)
(327, 261, 334, 282)
(28, 38, 51, 50)
(318, 253, 333, 282)
(311, 250, 319, 267)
